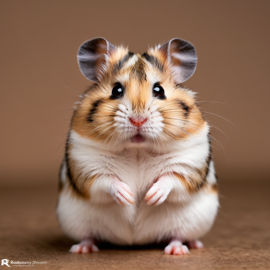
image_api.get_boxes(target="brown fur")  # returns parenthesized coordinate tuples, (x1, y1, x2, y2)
(61, 171, 99, 200)
(72, 46, 206, 144)
(172, 152, 212, 194)
(63, 143, 99, 199)
(173, 171, 218, 194)
(173, 170, 204, 194)
(65, 42, 217, 200)
(210, 183, 219, 193)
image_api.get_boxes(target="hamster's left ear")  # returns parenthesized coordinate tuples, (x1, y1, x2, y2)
(159, 38, 197, 83)
(77, 37, 116, 82)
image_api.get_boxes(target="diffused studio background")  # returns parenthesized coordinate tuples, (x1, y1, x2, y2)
(0, 0, 269, 188)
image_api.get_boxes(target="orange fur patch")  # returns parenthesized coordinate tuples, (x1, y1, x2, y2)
(72, 45, 206, 144)
(63, 143, 99, 199)
(173, 171, 219, 194)
(172, 157, 211, 194)
(173, 172, 205, 194)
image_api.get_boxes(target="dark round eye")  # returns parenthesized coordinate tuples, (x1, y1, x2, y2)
(111, 83, 124, 99)
(153, 83, 166, 99)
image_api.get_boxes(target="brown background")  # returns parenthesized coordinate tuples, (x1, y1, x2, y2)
(1, 0, 270, 187)
(1, 2, 270, 269)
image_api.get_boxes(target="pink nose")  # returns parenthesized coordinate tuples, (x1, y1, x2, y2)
(129, 117, 147, 127)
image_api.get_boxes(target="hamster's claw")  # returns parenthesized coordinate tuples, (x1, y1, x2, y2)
(164, 240, 189, 255)
(145, 181, 171, 206)
(70, 239, 99, 254)
(111, 178, 135, 206)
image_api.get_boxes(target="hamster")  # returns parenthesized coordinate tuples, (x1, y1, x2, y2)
(57, 37, 219, 255)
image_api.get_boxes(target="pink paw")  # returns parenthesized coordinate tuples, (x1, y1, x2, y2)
(145, 177, 171, 206)
(110, 177, 135, 206)
(187, 240, 204, 249)
(164, 240, 189, 255)
(69, 239, 99, 254)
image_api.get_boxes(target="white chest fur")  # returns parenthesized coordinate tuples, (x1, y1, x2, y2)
(57, 126, 218, 245)
(68, 124, 210, 190)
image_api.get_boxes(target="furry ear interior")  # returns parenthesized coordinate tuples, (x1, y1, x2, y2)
(77, 37, 116, 82)
(159, 38, 197, 83)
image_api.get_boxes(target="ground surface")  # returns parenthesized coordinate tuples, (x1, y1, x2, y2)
(0, 182, 270, 270)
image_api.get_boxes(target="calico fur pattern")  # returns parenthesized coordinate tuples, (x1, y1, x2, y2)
(57, 42, 219, 247)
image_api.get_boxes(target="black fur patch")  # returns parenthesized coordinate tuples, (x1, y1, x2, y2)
(205, 153, 212, 179)
(215, 172, 219, 183)
(205, 133, 212, 178)
(65, 132, 72, 181)
(131, 58, 147, 83)
(207, 133, 212, 155)
(196, 178, 206, 190)
(179, 101, 190, 117)
(114, 52, 135, 73)
(142, 53, 164, 72)
(206, 133, 219, 183)
(87, 99, 103, 122)
(64, 132, 84, 196)
(58, 160, 64, 192)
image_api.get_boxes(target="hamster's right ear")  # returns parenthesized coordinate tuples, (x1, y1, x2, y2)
(77, 38, 116, 83)
(159, 38, 197, 84)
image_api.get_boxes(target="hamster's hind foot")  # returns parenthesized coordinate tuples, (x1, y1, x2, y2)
(187, 240, 204, 249)
(164, 239, 189, 255)
(69, 238, 99, 254)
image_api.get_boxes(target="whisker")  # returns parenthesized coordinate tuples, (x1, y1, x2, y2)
(208, 134, 226, 154)
(197, 101, 230, 106)
(208, 124, 231, 142)
(198, 111, 237, 129)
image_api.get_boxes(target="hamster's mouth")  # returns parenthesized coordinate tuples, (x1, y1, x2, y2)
(131, 134, 145, 143)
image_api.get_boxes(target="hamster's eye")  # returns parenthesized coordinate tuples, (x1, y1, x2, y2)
(153, 83, 166, 99)
(111, 83, 124, 99)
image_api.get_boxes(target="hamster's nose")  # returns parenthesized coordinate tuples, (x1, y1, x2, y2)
(129, 117, 147, 128)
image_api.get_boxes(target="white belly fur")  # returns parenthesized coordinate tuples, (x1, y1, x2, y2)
(57, 186, 218, 245)
(57, 125, 219, 245)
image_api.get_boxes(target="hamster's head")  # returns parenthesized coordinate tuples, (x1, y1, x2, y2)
(71, 38, 206, 151)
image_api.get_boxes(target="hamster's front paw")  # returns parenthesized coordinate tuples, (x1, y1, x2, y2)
(109, 177, 135, 206)
(145, 175, 172, 206)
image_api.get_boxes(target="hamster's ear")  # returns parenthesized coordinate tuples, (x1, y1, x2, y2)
(77, 37, 116, 82)
(159, 38, 197, 83)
